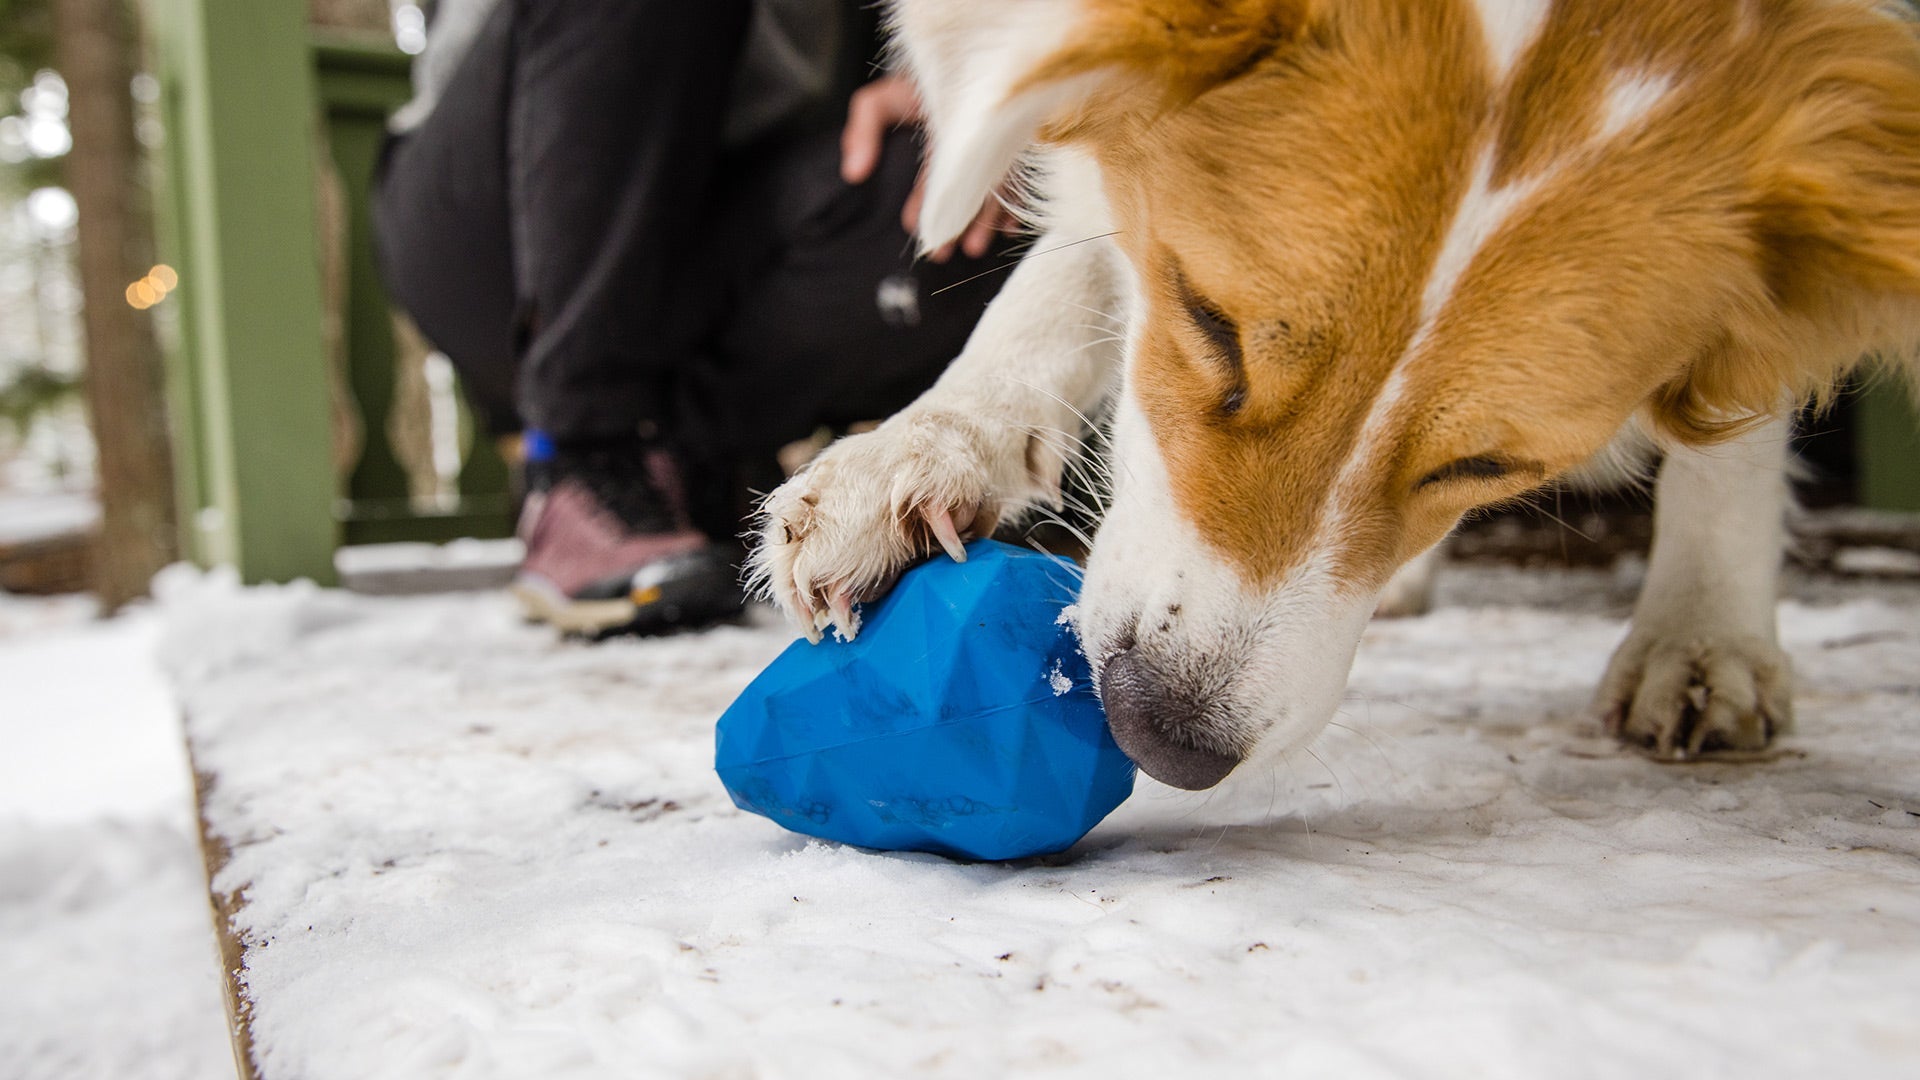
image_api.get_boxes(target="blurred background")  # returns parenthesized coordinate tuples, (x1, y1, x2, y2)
(1, 0, 522, 613)
(0, 0, 1917, 612)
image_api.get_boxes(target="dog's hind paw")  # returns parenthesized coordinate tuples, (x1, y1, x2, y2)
(749, 411, 1006, 643)
(1594, 631, 1793, 760)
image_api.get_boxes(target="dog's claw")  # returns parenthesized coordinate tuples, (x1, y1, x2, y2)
(929, 507, 969, 563)
(750, 412, 999, 645)
(790, 573, 825, 644)
(828, 590, 858, 639)
(1597, 633, 1791, 758)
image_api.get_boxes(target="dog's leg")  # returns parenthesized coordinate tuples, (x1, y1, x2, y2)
(1375, 542, 1445, 618)
(1595, 414, 1794, 758)
(751, 177, 1126, 640)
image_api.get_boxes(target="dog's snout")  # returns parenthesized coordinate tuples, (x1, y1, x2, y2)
(1099, 647, 1242, 790)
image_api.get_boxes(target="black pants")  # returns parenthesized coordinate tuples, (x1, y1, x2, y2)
(372, 0, 1007, 487)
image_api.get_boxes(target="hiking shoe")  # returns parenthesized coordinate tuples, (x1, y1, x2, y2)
(511, 434, 747, 636)
(563, 544, 750, 638)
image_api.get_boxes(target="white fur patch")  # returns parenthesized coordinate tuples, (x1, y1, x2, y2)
(888, 0, 1091, 248)
(1597, 69, 1676, 143)
(1469, 0, 1553, 81)
(1079, 396, 1377, 761)
(1418, 151, 1550, 337)
(1322, 148, 1549, 538)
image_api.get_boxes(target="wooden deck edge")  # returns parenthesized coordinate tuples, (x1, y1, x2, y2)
(192, 759, 262, 1080)
(0, 529, 94, 595)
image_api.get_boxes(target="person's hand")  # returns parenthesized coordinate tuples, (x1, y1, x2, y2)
(839, 75, 921, 184)
(840, 74, 1019, 262)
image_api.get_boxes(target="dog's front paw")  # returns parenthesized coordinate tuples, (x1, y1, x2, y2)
(1594, 630, 1793, 760)
(750, 411, 1003, 642)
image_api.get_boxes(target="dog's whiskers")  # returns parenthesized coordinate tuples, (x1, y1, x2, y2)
(1300, 745, 1347, 805)
(1325, 718, 1407, 774)
(1024, 514, 1097, 568)
(999, 375, 1105, 436)
(1013, 420, 1117, 520)
(1277, 753, 1318, 854)
(928, 230, 1123, 297)
(1515, 491, 1598, 544)
(1037, 441, 1117, 512)
(1057, 298, 1130, 328)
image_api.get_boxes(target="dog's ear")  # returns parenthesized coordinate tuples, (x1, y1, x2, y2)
(889, 0, 1311, 249)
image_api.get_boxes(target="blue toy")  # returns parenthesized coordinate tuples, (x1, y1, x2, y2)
(715, 539, 1135, 860)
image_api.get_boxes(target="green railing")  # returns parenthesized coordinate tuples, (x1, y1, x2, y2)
(312, 37, 511, 546)
(152, 1, 509, 586)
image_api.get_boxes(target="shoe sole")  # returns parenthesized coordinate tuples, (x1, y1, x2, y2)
(511, 581, 640, 636)
(512, 577, 747, 638)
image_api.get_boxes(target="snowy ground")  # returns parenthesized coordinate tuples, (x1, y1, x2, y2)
(0, 593, 235, 1080)
(155, 564, 1920, 1080)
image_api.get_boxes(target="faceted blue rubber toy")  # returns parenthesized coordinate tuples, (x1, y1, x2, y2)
(716, 539, 1135, 861)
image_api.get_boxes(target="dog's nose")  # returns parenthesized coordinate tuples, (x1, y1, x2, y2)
(1099, 648, 1241, 790)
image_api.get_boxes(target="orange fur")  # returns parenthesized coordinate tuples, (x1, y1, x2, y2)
(1017, 0, 1920, 589)
(1020, 0, 1315, 104)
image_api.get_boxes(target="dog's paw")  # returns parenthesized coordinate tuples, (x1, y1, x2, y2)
(750, 411, 1004, 642)
(1594, 630, 1793, 760)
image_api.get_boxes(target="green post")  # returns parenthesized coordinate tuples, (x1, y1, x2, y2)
(313, 38, 411, 513)
(1858, 380, 1920, 512)
(149, 71, 208, 562)
(153, 0, 338, 584)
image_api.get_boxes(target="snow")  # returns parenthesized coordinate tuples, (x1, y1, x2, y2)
(156, 564, 1920, 1079)
(1832, 545, 1920, 577)
(332, 538, 524, 576)
(334, 539, 523, 596)
(0, 593, 234, 1080)
(0, 489, 98, 546)
(0, 599, 191, 824)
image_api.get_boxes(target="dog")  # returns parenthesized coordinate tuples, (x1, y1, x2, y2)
(750, 0, 1920, 790)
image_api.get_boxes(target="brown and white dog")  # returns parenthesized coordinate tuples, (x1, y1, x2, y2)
(751, 0, 1920, 789)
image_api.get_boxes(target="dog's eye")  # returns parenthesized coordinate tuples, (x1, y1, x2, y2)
(1174, 277, 1246, 415)
(1186, 295, 1242, 369)
(1418, 456, 1510, 489)
(1172, 268, 1242, 365)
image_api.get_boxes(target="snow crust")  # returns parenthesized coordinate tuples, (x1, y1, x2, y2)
(159, 568, 1920, 1079)
(0, 595, 234, 1080)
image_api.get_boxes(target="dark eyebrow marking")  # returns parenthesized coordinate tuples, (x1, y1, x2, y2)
(1417, 455, 1544, 490)
(1175, 271, 1244, 370)
(1169, 268, 1249, 417)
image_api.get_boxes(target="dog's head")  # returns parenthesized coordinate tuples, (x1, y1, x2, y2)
(894, 0, 1920, 788)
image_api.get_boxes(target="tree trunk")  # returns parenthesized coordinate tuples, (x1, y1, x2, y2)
(53, 0, 178, 610)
